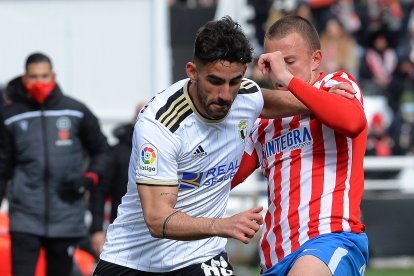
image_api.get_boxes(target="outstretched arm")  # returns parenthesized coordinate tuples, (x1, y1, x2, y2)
(260, 77, 357, 120)
(260, 88, 308, 119)
(288, 77, 366, 137)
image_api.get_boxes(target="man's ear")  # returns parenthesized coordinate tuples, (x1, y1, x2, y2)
(311, 50, 322, 72)
(186, 62, 197, 82)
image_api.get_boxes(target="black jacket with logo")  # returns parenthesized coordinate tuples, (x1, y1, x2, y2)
(0, 77, 110, 237)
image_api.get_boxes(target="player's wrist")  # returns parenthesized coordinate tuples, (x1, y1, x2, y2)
(208, 218, 217, 235)
(282, 71, 294, 87)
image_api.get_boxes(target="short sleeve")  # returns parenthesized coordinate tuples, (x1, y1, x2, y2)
(134, 115, 180, 186)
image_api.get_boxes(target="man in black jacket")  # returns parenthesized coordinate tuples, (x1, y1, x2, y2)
(0, 52, 110, 276)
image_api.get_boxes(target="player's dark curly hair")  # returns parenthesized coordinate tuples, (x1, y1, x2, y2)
(193, 16, 253, 65)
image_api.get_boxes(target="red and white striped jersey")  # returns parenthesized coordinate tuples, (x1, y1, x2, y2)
(241, 71, 367, 272)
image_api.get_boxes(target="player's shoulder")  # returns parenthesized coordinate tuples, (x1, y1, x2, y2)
(318, 70, 359, 87)
(140, 79, 193, 133)
(322, 70, 356, 83)
(238, 78, 261, 95)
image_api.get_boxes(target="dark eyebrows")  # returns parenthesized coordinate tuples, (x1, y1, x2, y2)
(207, 75, 224, 82)
(207, 74, 243, 83)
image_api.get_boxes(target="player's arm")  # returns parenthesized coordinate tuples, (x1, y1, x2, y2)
(258, 51, 366, 137)
(288, 77, 366, 137)
(231, 151, 259, 190)
(260, 82, 356, 119)
(138, 184, 263, 244)
(260, 88, 307, 118)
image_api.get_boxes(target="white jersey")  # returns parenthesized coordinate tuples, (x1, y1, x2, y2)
(100, 78, 264, 272)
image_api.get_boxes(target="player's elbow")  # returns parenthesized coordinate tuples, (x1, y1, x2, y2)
(336, 119, 366, 138)
(143, 214, 164, 238)
(334, 105, 367, 138)
(347, 117, 367, 138)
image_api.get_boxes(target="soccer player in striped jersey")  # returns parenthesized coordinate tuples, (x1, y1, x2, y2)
(232, 16, 369, 276)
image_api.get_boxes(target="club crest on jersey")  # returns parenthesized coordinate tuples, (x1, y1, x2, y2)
(238, 120, 248, 142)
(19, 120, 28, 131)
(55, 116, 73, 146)
(139, 143, 158, 175)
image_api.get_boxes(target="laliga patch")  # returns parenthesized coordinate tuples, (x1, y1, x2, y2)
(139, 143, 158, 175)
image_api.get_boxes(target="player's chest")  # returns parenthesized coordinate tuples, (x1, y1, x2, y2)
(256, 115, 315, 163)
(176, 115, 256, 170)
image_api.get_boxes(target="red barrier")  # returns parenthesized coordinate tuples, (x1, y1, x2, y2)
(0, 213, 95, 276)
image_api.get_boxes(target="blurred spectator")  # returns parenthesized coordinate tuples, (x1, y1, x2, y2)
(168, 0, 217, 8)
(366, 112, 393, 157)
(247, 0, 273, 48)
(332, 0, 361, 34)
(0, 52, 110, 276)
(294, 1, 314, 22)
(396, 8, 414, 62)
(266, 0, 299, 26)
(386, 59, 414, 114)
(106, 101, 147, 223)
(320, 17, 359, 76)
(389, 92, 414, 155)
(365, 112, 398, 179)
(359, 28, 398, 96)
(307, 0, 336, 32)
(365, 0, 403, 43)
(266, 1, 317, 41)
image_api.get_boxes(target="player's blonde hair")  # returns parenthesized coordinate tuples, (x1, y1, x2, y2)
(266, 15, 321, 54)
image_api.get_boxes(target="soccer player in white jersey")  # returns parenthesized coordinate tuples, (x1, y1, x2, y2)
(91, 16, 313, 276)
(232, 15, 368, 276)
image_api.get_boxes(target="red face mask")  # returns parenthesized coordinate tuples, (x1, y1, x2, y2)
(25, 80, 55, 104)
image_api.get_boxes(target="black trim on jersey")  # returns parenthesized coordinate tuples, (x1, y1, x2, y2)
(155, 90, 184, 120)
(136, 183, 179, 187)
(155, 89, 193, 133)
(168, 108, 192, 133)
(238, 80, 260, 94)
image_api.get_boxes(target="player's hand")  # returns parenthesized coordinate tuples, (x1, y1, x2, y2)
(258, 52, 293, 89)
(329, 82, 356, 99)
(58, 176, 93, 202)
(218, 206, 264, 244)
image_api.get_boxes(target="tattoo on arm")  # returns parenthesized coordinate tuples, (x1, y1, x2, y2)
(162, 210, 180, 238)
(208, 218, 216, 231)
(160, 192, 178, 197)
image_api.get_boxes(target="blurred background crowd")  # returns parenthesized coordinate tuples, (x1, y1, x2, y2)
(1, 0, 414, 275)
